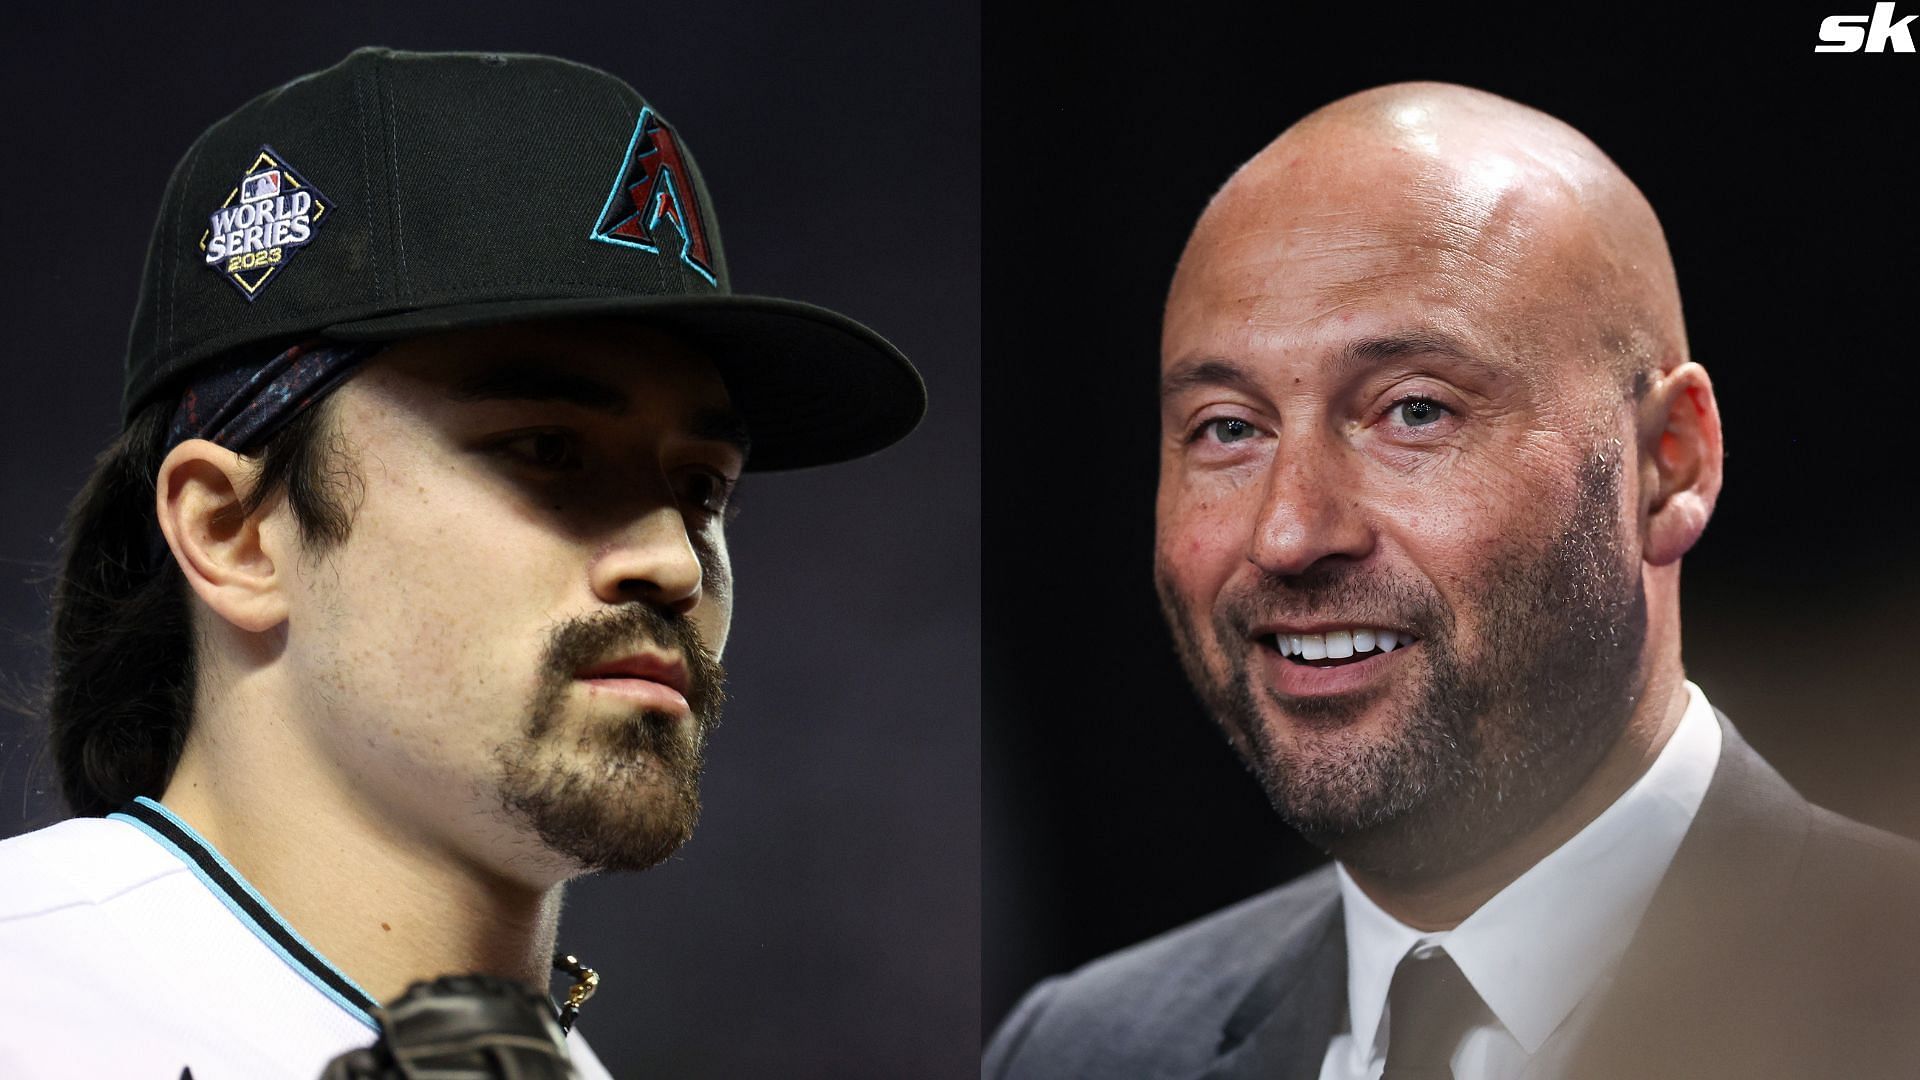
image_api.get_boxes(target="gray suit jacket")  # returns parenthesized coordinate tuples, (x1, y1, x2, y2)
(985, 714, 1920, 1079)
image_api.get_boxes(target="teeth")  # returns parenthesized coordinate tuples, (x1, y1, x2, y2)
(1273, 627, 1412, 660)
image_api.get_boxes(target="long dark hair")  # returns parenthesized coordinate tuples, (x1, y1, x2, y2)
(48, 396, 354, 816)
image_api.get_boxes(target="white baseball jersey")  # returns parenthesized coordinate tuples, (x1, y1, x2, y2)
(0, 797, 612, 1079)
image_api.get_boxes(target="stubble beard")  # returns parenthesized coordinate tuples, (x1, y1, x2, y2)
(494, 604, 726, 874)
(1156, 449, 1647, 882)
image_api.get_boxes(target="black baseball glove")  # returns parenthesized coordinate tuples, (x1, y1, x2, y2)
(319, 974, 582, 1080)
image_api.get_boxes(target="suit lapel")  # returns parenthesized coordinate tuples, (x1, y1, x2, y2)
(1565, 710, 1813, 1078)
(1193, 885, 1346, 1080)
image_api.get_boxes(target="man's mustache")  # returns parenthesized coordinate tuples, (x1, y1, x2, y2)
(1216, 565, 1451, 643)
(533, 605, 726, 735)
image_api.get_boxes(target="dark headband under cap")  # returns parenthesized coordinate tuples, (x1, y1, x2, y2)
(166, 341, 378, 453)
(148, 340, 376, 570)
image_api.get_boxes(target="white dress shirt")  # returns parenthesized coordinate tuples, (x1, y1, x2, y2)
(1317, 681, 1723, 1080)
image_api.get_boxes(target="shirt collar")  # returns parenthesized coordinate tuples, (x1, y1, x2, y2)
(1337, 681, 1722, 1066)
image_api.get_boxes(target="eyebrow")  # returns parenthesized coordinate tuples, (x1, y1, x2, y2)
(1160, 358, 1266, 401)
(446, 361, 753, 456)
(1160, 329, 1506, 400)
(689, 408, 753, 457)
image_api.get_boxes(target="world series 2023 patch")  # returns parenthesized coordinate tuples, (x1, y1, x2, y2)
(200, 146, 332, 301)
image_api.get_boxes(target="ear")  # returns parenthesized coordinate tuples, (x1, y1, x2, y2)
(154, 438, 291, 633)
(1637, 361, 1723, 566)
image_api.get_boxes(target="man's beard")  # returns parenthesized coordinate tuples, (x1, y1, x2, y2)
(1156, 448, 1647, 882)
(494, 604, 725, 873)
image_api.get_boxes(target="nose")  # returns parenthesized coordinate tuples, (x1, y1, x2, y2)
(1247, 435, 1375, 576)
(588, 504, 705, 614)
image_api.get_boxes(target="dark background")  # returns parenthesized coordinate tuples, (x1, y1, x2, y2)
(0, 3, 977, 1078)
(984, 4, 1920, 1036)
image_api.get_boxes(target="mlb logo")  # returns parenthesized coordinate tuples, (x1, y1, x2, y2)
(201, 145, 330, 301)
(240, 170, 282, 203)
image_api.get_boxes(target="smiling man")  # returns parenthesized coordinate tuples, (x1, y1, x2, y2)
(0, 49, 920, 1078)
(985, 83, 1920, 1080)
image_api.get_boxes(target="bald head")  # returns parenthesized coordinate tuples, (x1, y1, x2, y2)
(1168, 82, 1686, 393)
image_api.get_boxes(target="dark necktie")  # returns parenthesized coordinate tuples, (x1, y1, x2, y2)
(1381, 946, 1490, 1080)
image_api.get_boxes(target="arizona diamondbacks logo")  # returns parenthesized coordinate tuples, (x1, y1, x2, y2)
(199, 146, 332, 300)
(589, 108, 717, 284)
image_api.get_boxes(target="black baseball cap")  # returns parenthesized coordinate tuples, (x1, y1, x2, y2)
(123, 47, 924, 470)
